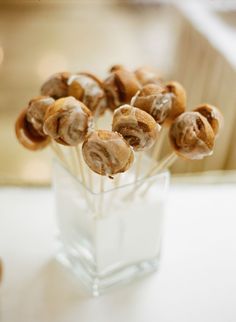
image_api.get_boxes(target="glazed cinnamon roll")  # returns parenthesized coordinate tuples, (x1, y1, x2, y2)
(68, 72, 106, 116)
(15, 108, 50, 150)
(194, 104, 223, 136)
(112, 105, 160, 151)
(41, 72, 71, 99)
(82, 130, 134, 176)
(169, 111, 215, 160)
(165, 81, 186, 125)
(43, 96, 93, 146)
(131, 84, 172, 124)
(103, 69, 141, 110)
(26, 96, 55, 136)
(134, 66, 162, 86)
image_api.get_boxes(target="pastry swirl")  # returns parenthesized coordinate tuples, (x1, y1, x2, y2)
(15, 108, 50, 150)
(68, 72, 107, 116)
(194, 104, 223, 136)
(131, 84, 172, 124)
(112, 104, 160, 151)
(82, 130, 134, 176)
(103, 69, 140, 110)
(43, 96, 93, 146)
(41, 72, 71, 99)
(26, 96, 55, 136)
(169, 111, 215, 160)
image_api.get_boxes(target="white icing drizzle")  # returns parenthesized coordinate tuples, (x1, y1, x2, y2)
(150, 93, 172, 122)
(83, 131, 133, 175)
(113, 105, 156, 151)
(171, 112, 213, 160)
(130, 90, 140, 106)
(44, 97, 92, 146)
(68, 74, 105, 112)
(27, 97, 54, 135)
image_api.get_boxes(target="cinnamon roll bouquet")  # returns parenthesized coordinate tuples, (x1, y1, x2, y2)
(15, 65, 223, 191)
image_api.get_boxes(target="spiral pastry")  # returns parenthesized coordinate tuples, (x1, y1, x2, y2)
(15, 108, 50, 150)
(131, 84, 172, 124)
(169, 111, 215, 160)
(112, 104, 160, 151)
(82, 130, 134, 176)
(26, 96, 55, 136)
(68, 72, 106, 116)
(165, 81, 186, 125)
(41, 72, 71, 99)
(103, 69, 141, 110)
(194, 104, 223, 136)
(43, 96, 93, 146)
(134, 66, 162, 86)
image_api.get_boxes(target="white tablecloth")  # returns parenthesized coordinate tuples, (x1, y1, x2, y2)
(0, 184, 236, 322)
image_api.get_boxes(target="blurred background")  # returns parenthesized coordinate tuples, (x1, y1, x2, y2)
(0, 0, 236, 185)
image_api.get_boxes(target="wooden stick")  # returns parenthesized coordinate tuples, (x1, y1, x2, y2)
(72, 147, 81, 179)
(129, 152, 143, 199)
(75, 145, 87, 188)
(135, 152, 143, 181)
(74, 145, 94, 210)
(114, 173, 121, 189)
(98, 175, 104, 217)
(124, 152, 177, 201)
(151, 127, 167, 163)
(146, 152, 177, 178)
(142, 152, 177, 196)
(50, 141, 70, 170)
(71, 147, 80, 177)
(88, 168, 94, 192)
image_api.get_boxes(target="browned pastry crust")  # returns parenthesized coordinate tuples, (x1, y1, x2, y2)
(164, 81, 186, 125)
(193, 104, 223, 136)
(41, 72, 71, 99)
(134, 66, 162, 86)
(103, 70, 141, 110)
(109, 64, 127, 73)
(112, 104, 160, 151)
(26, 96, 55, 136)
(15, 108, 50, 150)
(169, 111, 215, 160)
(82, 130, 134, 176)
(68, 72, 107, 116)
(43, 96, 93, 146)
(131, 84, 172, 124)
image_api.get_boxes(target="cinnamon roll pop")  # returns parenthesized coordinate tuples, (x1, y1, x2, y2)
(68, 73, 106, 116)
(169, 111, 215, 160)
(131, 84, 173, 124)
(140, 110, 218, 195)
(43, 96, 93, 146)
(82, 130, 134, 176)
(41, 72, 71, 99)
(103, 69, 140, 110)
(112, 105, 160, 151)
(194, 104, 223, 137)
(15, 96, 54, 150)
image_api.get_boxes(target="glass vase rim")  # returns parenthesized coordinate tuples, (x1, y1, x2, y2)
(53, 158, 170, 196)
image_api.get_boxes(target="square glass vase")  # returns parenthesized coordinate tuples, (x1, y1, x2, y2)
(53, 159, 169, 296)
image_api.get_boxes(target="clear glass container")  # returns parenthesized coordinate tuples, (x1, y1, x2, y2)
(53, 158, 169, 296)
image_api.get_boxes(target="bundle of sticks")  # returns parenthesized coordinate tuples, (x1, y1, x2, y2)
(15, 65, 223, 195)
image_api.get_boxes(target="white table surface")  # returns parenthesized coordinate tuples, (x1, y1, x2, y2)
(0, 184, 236, 322)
